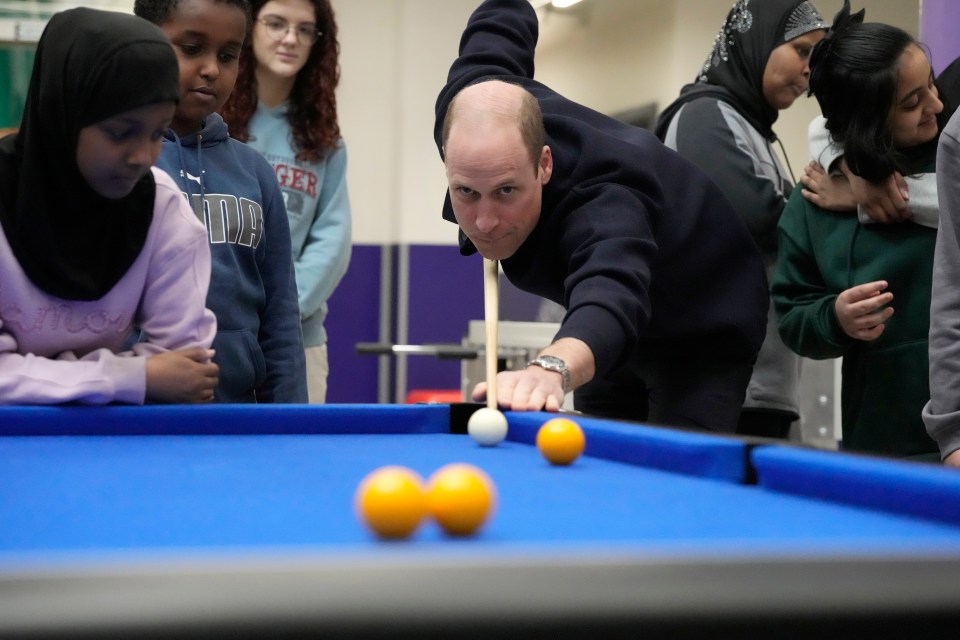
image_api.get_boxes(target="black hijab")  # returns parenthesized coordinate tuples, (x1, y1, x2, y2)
(656, 0, 826, 141)
(0, 8, 181, 300)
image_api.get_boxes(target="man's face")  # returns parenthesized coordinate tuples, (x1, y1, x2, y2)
(444, 123, 551, 261)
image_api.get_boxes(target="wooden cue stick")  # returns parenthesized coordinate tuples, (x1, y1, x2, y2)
(483, 257, 499, 410)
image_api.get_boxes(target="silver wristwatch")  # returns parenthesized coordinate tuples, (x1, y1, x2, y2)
(526, 355, 570, 392)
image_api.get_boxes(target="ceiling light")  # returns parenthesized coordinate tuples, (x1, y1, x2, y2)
(530, 0, 583, 9)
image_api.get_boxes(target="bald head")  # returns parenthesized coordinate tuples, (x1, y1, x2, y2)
(443, 80, 545, 173)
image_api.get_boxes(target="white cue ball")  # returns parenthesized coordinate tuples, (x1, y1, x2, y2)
(468, 407, 508, 446)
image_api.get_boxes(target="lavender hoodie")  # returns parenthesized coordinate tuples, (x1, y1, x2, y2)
(0, 168, 216, 404)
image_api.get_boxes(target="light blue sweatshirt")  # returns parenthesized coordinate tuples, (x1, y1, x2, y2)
(247, 102, 352, 348)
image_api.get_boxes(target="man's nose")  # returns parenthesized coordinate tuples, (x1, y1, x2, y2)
(474, 203, 498, 233)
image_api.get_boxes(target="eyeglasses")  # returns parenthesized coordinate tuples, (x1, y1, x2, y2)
(257, 16, 322, 46)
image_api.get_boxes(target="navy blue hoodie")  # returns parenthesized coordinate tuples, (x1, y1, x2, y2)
(434, 0, 768, 377)
(157, 113, 307, 403)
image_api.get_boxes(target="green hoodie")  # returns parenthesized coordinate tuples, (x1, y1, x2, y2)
(773, 182, 938, 458)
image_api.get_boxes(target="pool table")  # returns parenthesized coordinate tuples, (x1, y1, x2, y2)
(2, 403, 960, 638)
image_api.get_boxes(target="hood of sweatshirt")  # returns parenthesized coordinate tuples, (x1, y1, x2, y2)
(161, 113, 230, 214)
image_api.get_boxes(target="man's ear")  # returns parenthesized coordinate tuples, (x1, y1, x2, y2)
(539, 145, 553, 185)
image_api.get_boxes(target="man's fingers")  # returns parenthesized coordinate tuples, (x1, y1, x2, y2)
(544, 394, 562, 412)
(471, 382, 487, 402)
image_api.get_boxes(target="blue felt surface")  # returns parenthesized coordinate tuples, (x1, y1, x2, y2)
(752, 445, 960, 527)
(506, 412, 748, 484)
(3, 430, 960, 562)
(0, 403, 449, 436)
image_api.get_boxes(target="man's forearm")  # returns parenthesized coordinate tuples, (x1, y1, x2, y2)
(536, 337, 595, 392)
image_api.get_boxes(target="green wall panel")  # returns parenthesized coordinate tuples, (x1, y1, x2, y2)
(0, 46, 34, 131)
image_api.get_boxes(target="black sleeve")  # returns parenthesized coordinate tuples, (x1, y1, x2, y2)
(434, 0, 539, 154)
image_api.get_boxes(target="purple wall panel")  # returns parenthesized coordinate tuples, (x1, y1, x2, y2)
(326, 244, 383, 403)
(406, 246, 483, 394)
(325, 244, 540, 403)
(921, 0, 960, 75)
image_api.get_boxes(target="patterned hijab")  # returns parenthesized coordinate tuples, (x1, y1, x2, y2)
(0, 8, 180, 300)
(697, 0, 826, 136)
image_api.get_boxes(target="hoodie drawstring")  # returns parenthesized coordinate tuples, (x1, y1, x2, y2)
(169, 129, 206, 220)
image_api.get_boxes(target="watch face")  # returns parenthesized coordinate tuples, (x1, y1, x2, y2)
(532, 355, 570, 392)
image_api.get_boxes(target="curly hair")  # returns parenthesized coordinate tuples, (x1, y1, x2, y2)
(133, 0, 252, 28)
(219, 0, 341, 163)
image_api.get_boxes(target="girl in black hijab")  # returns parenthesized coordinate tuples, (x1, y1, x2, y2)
(655, 0, 829, 440)
(0, 7, 218, 405)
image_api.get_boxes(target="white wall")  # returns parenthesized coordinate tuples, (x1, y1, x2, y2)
(327, 0, 921, 244)
(336, 0, 476, 245)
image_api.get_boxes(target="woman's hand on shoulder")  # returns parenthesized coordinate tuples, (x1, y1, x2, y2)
(800, 161, 857, 211)
(146, 348, 219, 403)
(841, 160, 911, 223)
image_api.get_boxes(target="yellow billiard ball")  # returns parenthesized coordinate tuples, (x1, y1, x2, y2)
(536, 417, 586, 465)
(355, 466, 427, 539)
(426, 463, 497, 536)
